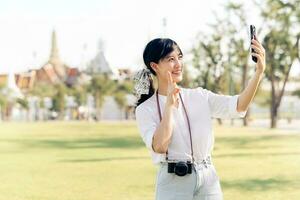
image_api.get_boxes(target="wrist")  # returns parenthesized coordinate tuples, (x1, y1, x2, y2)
(165, 101, 175, 109)
(255, 70, 264, 79)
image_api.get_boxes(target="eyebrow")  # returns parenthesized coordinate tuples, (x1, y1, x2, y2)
(165, 53, 183, 59)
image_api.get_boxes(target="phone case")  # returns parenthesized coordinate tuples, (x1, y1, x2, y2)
(250, 25, 257, 63)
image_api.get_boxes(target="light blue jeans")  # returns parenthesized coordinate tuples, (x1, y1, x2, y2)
(155, 162, 223, 200)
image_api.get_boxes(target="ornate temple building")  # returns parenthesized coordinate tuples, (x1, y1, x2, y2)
(14, 30, 81, 93)
(0, 30, 136, 121)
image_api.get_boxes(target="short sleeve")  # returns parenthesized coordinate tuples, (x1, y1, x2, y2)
(199, 88, 247, 119)
(135, 105, 158, 151)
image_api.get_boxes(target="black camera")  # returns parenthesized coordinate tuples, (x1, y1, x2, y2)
(168, 161, 192, 176)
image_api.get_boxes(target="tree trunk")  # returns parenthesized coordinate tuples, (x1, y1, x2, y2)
(270, 79, 277, 129)
(95, 92, 102, 121)
(243, 108, 250, 126)
(242, 62, 249, 126)
(96, 108, 102, 121)
(271, 104, 278, 129)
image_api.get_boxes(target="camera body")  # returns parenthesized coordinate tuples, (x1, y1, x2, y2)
(168, 161, 192, 176)
(250, 25, 257, 63)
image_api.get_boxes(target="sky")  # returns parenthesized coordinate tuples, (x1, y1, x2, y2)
(0, 0, 299, 76)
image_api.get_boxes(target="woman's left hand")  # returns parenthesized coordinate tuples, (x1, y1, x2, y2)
(251, 39, 266, 75)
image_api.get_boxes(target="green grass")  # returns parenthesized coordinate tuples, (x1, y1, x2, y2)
(0, 121, 299, 200)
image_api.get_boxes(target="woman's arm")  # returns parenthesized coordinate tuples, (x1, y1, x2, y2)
(152, 72, 180, 153)
(152, 104, 174, 153)
(237, 39, 266, 112)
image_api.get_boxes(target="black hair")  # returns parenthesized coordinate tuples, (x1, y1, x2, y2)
(135, 38, 183, 107)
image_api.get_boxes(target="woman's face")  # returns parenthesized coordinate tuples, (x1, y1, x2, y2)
(151, 48, 183, 84)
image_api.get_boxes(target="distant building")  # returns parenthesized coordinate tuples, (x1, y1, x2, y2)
(0, 31, 138, 121)
(0, 74, 8, 86)
(16, 30, 82, 91)
(86, 40, 119, 79)
(15, 71, 36, 92)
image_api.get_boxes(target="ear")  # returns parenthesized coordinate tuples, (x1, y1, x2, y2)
(150, 62, 158, 73)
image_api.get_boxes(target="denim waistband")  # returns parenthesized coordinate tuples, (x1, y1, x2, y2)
(194, 156, 212, 168)
(160, 156, 212, 168)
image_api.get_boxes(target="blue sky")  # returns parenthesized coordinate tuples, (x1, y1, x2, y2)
(0, 0, 299, 76)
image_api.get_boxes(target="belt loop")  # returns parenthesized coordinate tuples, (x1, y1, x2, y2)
(200, 156, 212, 168)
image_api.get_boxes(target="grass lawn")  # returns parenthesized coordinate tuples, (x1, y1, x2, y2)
(0, 121, 299, 200)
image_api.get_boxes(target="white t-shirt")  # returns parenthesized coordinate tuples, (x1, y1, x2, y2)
(135, 87, 247, 165)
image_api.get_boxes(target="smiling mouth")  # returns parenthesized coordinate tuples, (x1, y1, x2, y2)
(172, 70, 182, 75)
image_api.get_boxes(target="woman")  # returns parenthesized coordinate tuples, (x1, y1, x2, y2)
(134, 38, 265, 200)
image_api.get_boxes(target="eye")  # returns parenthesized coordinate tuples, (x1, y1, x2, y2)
(168, 57, 175, 62)
(178, 55, 183, 60)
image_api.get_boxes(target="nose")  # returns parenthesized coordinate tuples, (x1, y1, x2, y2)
(174, 58, 182, 69)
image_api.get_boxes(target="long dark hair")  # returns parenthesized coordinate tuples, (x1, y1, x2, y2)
(135, 38, 183, 107)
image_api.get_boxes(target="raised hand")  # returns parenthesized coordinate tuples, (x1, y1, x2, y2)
(251, 39, 266, 74)
(166, 71, 180, 108)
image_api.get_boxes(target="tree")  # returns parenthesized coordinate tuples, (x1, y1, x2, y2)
(292, 89, 300, 98)
(67, 84, 88, 120)
(114, 91, 127, 119)
(88, 74, 116, 120)
(52, 83, 67, 119)
(29, 82, 57, 120)
(192, 28, 231, 125)
(0, 85, 7, 121)
(258, 0, 300, 128)
(179, 64, 193, 88)
(192, 31, 226, 92)
(223, 2, 255, 126)
(113, 79, 134, 120)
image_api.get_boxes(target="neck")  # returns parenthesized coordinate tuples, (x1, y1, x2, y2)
(157, 80, 177, 96)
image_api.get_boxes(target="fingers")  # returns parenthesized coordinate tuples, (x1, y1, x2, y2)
(167, 71, 171, 86)
(251, 39, 265, 54)
(251, 45, 263, 55)
(173, 87, 180, 95)
(172, 87, 180, 106)
(251, 38, 260, 46)
(251, 52, 263, 62)
(169, 86, 180, 95)
(167, 71, 174, 85)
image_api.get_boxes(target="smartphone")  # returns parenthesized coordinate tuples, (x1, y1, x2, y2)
(250, 25, 257, 63)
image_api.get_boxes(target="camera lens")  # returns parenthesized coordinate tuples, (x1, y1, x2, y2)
(174, 162, 188, 176)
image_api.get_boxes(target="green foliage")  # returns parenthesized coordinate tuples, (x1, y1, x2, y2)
(0, 86, 8, 109)
(117, 80, 134, 93)
(67, 85, 88, 106)
(258, 0, 300, 127)
(29, 82, 56, 98)
(292, 89, 300, 98)
(112, 79, 134, 110)
(192, 31, 226, 93)
(0, 95, 6, 107)
(263, 29, 299, 82)
(113, 91, 127, 110)
(254, 88, 271, 107)
(88, 74, 116, 109)
(191, 1, 251, 95)
(16, 98, 29, 109)
(52, 83, 67, 113)
(178, 64, 193, 88)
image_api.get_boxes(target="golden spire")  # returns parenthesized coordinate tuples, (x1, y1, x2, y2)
(47, 30, 66, 79)
(49, 30, 60, 63)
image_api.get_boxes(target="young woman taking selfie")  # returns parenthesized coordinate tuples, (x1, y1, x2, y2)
(134, 37, 265, 200)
